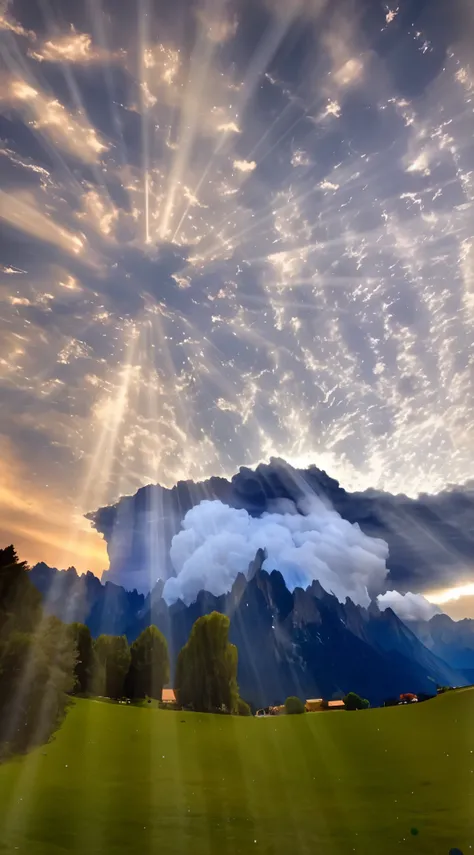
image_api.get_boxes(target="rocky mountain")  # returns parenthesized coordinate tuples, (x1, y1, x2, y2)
(30, 458, 473, 705)
(29, 554, 464, 707)
(88, 458, 474, 596)
(30, 563, 145, 637)
(408, 612, 474, 682)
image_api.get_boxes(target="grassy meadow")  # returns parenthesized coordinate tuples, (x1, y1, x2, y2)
(0, 689, 472, 854)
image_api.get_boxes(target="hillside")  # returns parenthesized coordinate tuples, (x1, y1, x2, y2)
(0, 690, 472, 854)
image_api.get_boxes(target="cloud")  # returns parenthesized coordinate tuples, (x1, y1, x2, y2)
(377, 590, 442, 622)
(332, 57, 364, 89)
(217, 121, 241, 133)
(29, 28, 121, 64)
(196, 5, 238, 43)
(320, 179, 339, 191)
(0, 7, 34, 38)
(406, 151, 431, 175)
(7, 79, 108, 163)
(430, 582, 474, 606)
(291, 149, 311, 167)
(91, 462, 474, 605)
(77, 189, 119, 238)
(385, 8, 399, 25)
(233, 159, 257, 172)
(163, 496, 389, 605)
(142, 44, 180, 84)
(1, 0, 474, 587)
(322, 8, 366, 93)
(319, 99, 341, 119)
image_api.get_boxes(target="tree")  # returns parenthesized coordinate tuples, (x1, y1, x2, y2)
(175, 612, 239, 713)
(0, 547, 76, 755)
(68, 623, 93, 694)
(0, 545, 41, 640)
(285, 696, 305, 715)
(126, 626, 169, 700)
(236, 697, 251, 716)
(344, 692, 370, 711)
(92, 635, 131, 699)
(0, 616, 76, 754)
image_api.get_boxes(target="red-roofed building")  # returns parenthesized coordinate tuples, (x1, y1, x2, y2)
(399, 693, 418, 704)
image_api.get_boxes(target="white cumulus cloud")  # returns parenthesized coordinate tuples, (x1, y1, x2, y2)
(233, 159, 257, 173)
(377, 590, 442, 622)
(163, 497, 389, 606)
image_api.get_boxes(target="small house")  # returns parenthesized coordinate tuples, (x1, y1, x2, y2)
(161, 688, 177, 704)
(305, 698, 324, 712)
(327, 700, 345, 710)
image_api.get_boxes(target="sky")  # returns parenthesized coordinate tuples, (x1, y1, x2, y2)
(0, 0, 473, 612)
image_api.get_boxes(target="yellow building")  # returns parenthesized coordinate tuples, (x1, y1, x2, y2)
(161, 688, 176, 704)
(305, 698, 324, 712)
(305, 698, 345, 711)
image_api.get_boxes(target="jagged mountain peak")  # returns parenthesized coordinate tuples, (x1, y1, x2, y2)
(28, 555, 466, 706)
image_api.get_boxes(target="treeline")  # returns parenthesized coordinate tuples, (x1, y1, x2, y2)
(0, 546, 250, 756)
(72, 610, 250, 716)
(69, 623, 169, 701)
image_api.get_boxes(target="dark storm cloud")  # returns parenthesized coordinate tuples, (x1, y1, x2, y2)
(90, 459, 474, 597)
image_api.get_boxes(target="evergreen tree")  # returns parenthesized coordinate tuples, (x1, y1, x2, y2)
(0, 545, 41, 640)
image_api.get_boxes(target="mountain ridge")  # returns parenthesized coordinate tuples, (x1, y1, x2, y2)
(408, 612, 474, 679)
(29, 458, 474, 705)
(29, 556, 466, 707)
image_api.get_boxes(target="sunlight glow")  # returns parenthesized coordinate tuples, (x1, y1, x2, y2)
(427, 583, 474, 605)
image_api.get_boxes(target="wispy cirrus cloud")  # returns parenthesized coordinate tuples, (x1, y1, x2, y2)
(29, 26, 123, 64)
(5, 78, 108, 162)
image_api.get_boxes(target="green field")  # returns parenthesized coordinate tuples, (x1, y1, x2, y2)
(0, 690, 472, 854)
